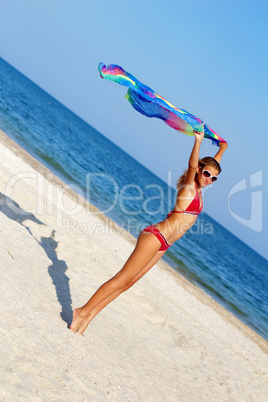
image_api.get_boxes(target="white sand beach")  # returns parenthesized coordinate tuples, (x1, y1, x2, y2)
(0, 129, 267, 401)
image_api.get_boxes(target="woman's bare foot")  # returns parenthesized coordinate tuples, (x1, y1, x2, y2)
(70, 308, 87, 334)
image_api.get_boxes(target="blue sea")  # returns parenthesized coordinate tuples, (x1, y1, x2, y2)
(0, 57, 267, 340)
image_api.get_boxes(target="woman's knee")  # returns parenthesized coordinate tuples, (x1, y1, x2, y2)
(112, 273, 132, 291)
(122, 280, 135, 292)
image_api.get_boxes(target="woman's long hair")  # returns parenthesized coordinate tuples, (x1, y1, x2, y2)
(176, 157, 221, 190)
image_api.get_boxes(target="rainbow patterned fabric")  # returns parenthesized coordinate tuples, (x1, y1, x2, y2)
(98, 63, 226, 146)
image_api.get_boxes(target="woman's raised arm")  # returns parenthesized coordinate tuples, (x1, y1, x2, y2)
(213, 141, 228, 164)
(183, 126, 204, 185)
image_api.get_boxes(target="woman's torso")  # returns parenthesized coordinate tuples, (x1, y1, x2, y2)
(154, 182, 203, 245)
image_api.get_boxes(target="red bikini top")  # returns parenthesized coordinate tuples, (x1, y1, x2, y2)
(167, 183, 203, 217)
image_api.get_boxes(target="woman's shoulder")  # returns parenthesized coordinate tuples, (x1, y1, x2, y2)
(177, 180, 196, 195)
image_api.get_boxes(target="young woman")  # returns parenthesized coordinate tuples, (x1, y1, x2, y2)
(70, 127, 228, 335)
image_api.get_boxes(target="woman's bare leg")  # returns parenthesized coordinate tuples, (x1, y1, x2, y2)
(71, 248, 166, 334)
(70, 232, 166, 334)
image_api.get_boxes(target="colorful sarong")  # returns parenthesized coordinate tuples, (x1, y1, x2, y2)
(99, 63, 226, 146)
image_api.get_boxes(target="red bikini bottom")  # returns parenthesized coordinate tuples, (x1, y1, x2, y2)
(142, 225, 171, 251)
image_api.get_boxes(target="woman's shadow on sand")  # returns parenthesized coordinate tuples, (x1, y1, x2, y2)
(0, 192, 73, 327)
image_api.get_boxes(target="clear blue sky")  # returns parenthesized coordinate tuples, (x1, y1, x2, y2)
(1, 0, 267, 259)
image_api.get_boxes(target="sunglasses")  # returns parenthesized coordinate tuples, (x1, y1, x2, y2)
(202, 169, 218, 182)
